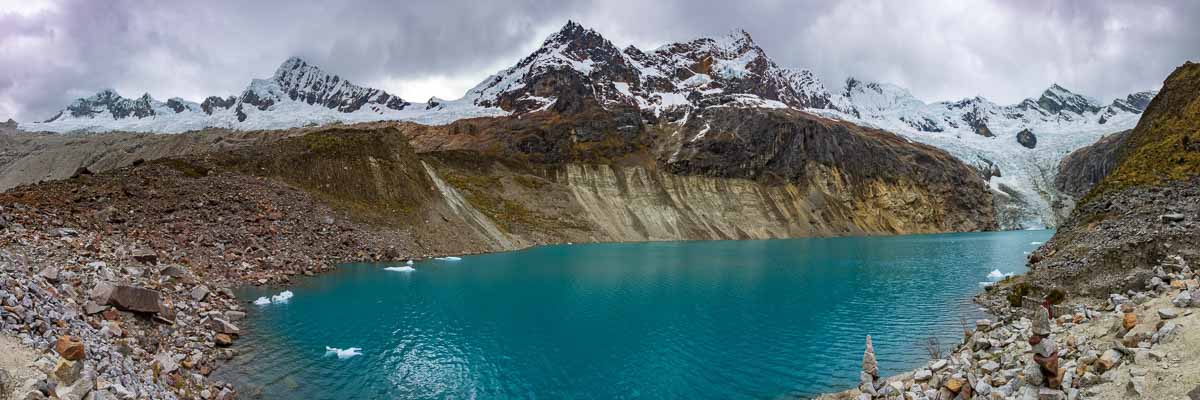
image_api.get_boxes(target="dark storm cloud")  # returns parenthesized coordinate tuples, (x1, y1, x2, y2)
(2, 0, 1198, 122)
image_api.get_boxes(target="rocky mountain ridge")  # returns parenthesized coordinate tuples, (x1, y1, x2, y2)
(16, 21, 1159, 229)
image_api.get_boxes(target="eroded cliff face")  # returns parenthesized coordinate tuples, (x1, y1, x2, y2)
(2, 103, 998, 255)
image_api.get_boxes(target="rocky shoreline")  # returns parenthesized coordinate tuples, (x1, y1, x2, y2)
(817, 256, 1200, 400)
(0, 163, 484, 399)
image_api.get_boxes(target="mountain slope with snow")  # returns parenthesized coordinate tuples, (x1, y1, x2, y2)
(19, 21, 1155, 228)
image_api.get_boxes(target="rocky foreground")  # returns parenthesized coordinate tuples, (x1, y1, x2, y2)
(819, 257, 1200, 400)
(0, 161, 444, 399)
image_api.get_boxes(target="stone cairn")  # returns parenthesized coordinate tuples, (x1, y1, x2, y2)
(860, 335, 880, 397)
(1028, 303, 1060, 389)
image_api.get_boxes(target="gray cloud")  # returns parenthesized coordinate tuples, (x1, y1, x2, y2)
(2, 0, 1197, 122)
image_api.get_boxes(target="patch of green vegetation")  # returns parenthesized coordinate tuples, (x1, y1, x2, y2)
(442, 170, 535, 232)
(512, 174, 548, 189)
(1047, 288, 1067, 305)
(1007, 281, 1031, 308)
(158, 158, 210, 178)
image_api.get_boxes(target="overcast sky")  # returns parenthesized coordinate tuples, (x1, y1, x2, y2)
(1, 0, 1196, 122)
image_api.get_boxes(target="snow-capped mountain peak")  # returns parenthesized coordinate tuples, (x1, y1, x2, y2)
(1033, 83, 1102, 115)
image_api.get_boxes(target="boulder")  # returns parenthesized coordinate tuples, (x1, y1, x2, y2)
(225, 311, 246, 321)
(1032, 307, 1052, 336)
(1173, 291, 1193, 307)
(914, 369, 933, 381)
(53, 358, 82, 385)
(89, 282, 115, 303)
(208, 318, 239, 335)
(37, 267, 60, 283)
(106, 285, 163, 314)
(191, 286, 210, 302)
(215, 333, 234, 347)
(930, 359, 948, 371)
(1122, 312, 1138, 330)
(83, 302, 108, 315)
(1098, 349, 1122, 371)
(1160, 213, 1186, 223)
(944, 375, 964, 393)
(1153, 322, 1179, 344)
(1158, 308, 1178, 320)
(131, 249, 158, 264)
(54, 336, 85, 361)
(1017, 129, 1037, 149)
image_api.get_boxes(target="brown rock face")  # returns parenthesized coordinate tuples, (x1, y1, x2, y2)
(55, 336, 85, 361)
(106, 285, 163, 314)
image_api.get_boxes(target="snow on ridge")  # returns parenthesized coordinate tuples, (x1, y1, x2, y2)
(17, 22, 1157, 230)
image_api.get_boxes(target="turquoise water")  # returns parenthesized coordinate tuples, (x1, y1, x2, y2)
(216, 230, 1051, 399)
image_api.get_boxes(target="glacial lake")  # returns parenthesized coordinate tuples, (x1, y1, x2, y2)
(216, 230, 1052, 399)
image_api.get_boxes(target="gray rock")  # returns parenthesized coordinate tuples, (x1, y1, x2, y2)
(1032, 307, 1052, 336)
(105, 286, 162, 314)
(930, 359, 948, 371)
(1127, 376, 1146, 396)
(1038, 387, 1064, 400)
(224, 311, 246, 321)
(1173, 291, 1193, 307)
(1160, 213, 1186, 223)
(914, 369, 933, 381)
(1153, 321, 1179, 344)
(1158, 308, 1178, 319)
(208, 318, 239, 335)
(190, 286, 209, 302)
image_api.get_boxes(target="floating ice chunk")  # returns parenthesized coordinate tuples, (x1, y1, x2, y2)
(1030, 241, 1043, 245)
(253, 297, 271, 306)
(986, 269, 1013, 280)
(436, 256, 462, 261)
(406, 260, 414, 265)
(979, 281, 995, 287)
(383, 266, 415, 272)
(270, 290, 294, 303)
(325, 346, 362, 359)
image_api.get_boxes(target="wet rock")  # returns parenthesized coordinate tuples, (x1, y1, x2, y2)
(224, 310, 246, 321)
(105, 286, 162, 314)
(208, 318, 239, 335)
(54, 336, 85, 361)
(214, 333, 234, 347)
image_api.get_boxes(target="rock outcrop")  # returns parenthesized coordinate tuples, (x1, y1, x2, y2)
(1029, 62, 1200, 297)
(1054, 129, 1132, 199)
